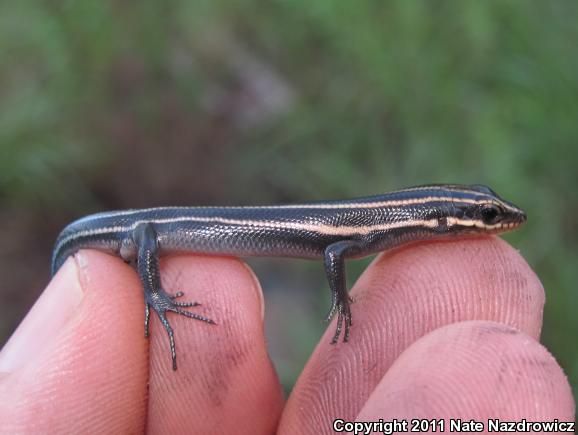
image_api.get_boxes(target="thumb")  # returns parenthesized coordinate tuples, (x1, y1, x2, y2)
(0, 251, 147, 433)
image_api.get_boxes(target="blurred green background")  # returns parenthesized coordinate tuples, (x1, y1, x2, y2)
(0, 0, 576, 398)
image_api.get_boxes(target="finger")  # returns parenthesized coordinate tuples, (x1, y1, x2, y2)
(279, 237, 544, 434)
(0, 250, 148, 433)
(357, 321, 574, 423)
(146, 255, 283, 434)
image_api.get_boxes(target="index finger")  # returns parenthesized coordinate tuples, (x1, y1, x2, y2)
(279, 236, 545, 432)
(146, 254, 283, 433)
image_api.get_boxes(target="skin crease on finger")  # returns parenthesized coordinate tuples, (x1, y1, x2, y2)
(278, 236, 548, 434)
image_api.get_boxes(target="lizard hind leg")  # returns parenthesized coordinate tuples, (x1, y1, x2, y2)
(133, 222, 215, 370)
(323, 240, 361, 345)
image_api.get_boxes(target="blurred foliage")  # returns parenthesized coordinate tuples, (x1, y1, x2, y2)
(1, 0, 577, 394)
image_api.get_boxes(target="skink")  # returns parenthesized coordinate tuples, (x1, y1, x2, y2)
(51, 184, 526, 370)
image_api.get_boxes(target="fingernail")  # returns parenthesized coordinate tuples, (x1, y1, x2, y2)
(241, 262, 265, 321)
(0, 254, 85, 372)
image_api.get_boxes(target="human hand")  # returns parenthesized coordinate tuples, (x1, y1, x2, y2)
(0, 237, 574, 433)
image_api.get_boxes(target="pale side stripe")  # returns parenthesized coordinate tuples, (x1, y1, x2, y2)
(71, 195, 495, 223)
(55, 216, 438, 254)
(446, 217, 515, 230)
(55, 214, 512, 257)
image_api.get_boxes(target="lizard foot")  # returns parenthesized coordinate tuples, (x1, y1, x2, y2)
(145, 288, 215, 370)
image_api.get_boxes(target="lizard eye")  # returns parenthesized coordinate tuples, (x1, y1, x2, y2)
(480, 205, 501, 225)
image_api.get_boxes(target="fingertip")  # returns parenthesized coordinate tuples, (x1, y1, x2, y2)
(0, 256, 84, 372)
(146, 255, 282, 434)
(358, 236, 544, 341)
(0, 250, 148, 433)
(281, 237, 545, 431)
(358, 321, 575, 421)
